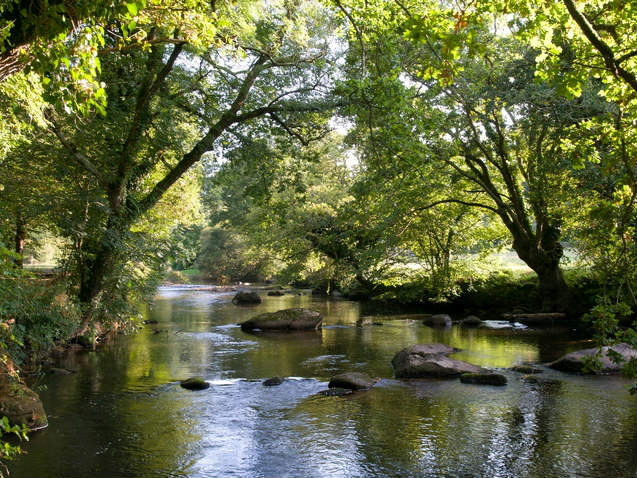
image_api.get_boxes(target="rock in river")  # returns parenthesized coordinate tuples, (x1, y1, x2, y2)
(240, 308, 322, 332)
(317, 387, 353, 397)
(548, 343, 637, 374)
(391, 343, 483, 378)
(510, 364, 543, 374)
(328, 372, 376, 390)
(180, 377, 210, 390)
(263, 376, 285, 386)
(460, 372, 507, 386)
(460, 315, 483, 327)
(423, 314, 452, 328)
(267, 291, 285, 296)
(232, 290, 262, 305)
(0, 375, 48, 430)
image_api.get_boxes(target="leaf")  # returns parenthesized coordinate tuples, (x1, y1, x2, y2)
(125, 2, 138, 16)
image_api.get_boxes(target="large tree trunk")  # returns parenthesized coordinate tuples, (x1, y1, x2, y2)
(76, 221, 122, 335)
(512, 234, 573, 311)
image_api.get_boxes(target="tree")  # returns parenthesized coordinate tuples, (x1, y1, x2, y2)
(33, 0, 344, 331)
(202, 132, 371, 291)
(342, 14, 609, 309)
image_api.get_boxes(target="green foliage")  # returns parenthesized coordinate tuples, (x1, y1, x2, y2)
(167, 224, 203, 271)
(0, 245, 80, 365)
(584, 301, 637, 392)
(0, 415, 28, 478)
(197, 227, 271, 284)
(162, 269, 190, 284)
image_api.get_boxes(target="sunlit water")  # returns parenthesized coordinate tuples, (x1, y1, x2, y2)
(10, 288, 637, 477)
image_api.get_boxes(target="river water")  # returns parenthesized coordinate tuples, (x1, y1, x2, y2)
(10, 287, 637, 477)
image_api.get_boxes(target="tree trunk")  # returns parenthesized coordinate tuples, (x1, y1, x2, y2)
(76, 223, 121, 335)
(14, 214, 26, 268)
(0, 48, 27, 82)
(512, 234, 573, 311)
(535, 263, 572, 311)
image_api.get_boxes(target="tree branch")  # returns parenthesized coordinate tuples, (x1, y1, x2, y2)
(411, 198, 499, 214)
(48, 115, 110, 187)
(562, 0, 637, 93)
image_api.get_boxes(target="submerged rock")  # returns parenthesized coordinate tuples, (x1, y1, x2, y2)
(180, 377, 210, 390)
(240, 308, 322, 332)
(548, 343, 637, 374)
(232, 290, 262, 305)
(328, 372, 376, 390)
(460, 372, 507, 386)
(423, 314, 452, 328)
(511, 365, 543, 374)
(461, 315, 483, 327)
(48, 367, 75, 375)
(267, 291, 285, 296)
(521, 375, 562, 390)
(317, 387, 353, 397)
(263, 376, 285, 386)
(392, 343, 483, 378)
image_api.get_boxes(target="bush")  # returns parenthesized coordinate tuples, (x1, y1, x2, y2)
(0, 246, 80, 366)
(163, 269, 190, 284)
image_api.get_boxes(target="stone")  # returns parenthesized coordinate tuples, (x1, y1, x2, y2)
(179, 377, 210, 390)
(263, 376, 285, 386)
(460, 372, 507, 386)
(0, 376, 48, 430)
(391, 344, 483, 378)
(232, 290, 262, 305)
(502, 312, 566, 326)
(317, 387, 353, 397)
(49, 367, 75, 375)
(143, 319, 159, 325)
(423, 314, 452, 328)
(521, 375, 562, 389)
(240, 308, 322, 332)
(328, 372, 376, 390)
(510, 365, 543, 374)
(267, 291, 285, 296)
(461, 315, 483, 327)
(548, 343, 637, 374)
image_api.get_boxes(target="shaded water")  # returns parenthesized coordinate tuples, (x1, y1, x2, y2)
(10, 288, 637, 477)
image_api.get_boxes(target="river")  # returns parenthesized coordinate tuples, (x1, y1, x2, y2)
(10, 287, 637, 477)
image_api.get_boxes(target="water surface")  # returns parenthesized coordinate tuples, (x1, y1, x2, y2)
(11, 288, 637, 477)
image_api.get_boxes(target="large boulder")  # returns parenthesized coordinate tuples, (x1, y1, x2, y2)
(232, 290, 262, 305)
(391, 343, 483, 378)
(0, 374, 48, 430)
(328, 372, 376, 390)
(240, 308, 322, 332)
(548, 343, 637, 374)
(423, 314, 452, 328)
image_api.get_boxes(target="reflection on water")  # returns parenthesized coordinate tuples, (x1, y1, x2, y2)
(11, 288, 637, 478)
